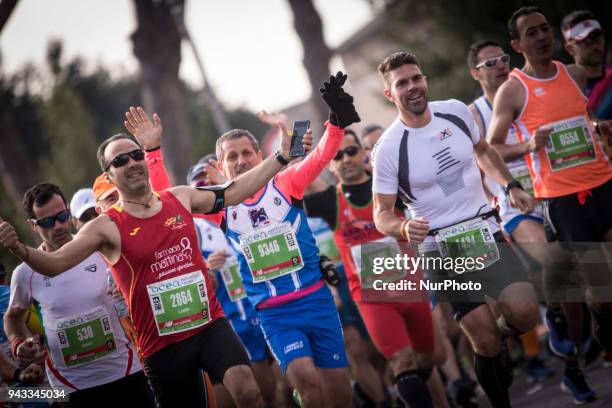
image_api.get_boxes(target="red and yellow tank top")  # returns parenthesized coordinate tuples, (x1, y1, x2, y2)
(334, 185, 397, 302)
(106, 190, 223, 358)
(510, 61, 610, 198)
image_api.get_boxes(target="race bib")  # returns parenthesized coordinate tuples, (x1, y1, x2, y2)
(435, 218, 499, 275)
(147, 271, 210, 336)
(313, 228, 342, 264)
(220, 258, 247, 302)
(239, 222, 304, 283)
(544, 116, 597, 171)
(56, 307, 117, 367)
(351, 237, 406, 286)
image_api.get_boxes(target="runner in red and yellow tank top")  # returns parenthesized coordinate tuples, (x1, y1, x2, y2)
(488, 8, 612, 404)
(105, 190, 223, 358)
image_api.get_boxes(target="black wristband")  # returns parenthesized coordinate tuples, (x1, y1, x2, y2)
(145, 145, 161, 153)
(275, 151, 289, 166)
(504, 179, 523, 195)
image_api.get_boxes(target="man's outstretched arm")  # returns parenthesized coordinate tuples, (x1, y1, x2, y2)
(0, 215, 108, 277)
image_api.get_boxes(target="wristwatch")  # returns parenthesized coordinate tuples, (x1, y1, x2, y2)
(504, 179, 523, 195)
(274, 150, 289, 166)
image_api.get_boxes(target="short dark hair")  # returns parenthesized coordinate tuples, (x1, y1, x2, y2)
(344, 129, 361, 147)
(96, 133, 142, 171)
(378, 52, 421, 82)
(508, 6, 544, 40)
(22, 182, 67, 219)
(362, 124, 382, 138)
(216, 129, 260, 161)
(561, 10, 596, 33)
(467, 40, 503, 68)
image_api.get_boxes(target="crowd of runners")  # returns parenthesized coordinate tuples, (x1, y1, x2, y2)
(0, 6, 610, 408)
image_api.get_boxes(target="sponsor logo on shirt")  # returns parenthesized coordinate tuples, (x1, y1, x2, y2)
(150, 237, 195, 278)
(534, 87, 546, 97)
(273, 197, 282, 206)
(129, 227, 141, 236)
(439, 128, 453, 140)
(248, 208, 270, 228)
(84, 264, 97, 273)
(164, 215, 188, 231)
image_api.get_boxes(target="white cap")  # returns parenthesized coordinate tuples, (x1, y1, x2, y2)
(564, 19, 602, 42)
(70, 188, 96, 219)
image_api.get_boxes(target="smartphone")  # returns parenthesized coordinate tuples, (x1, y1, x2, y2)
(289, 120, 310, 157)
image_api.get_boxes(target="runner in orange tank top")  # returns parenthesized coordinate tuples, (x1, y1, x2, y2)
(487, 7, 612, 405)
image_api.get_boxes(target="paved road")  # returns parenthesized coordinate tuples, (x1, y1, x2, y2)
(479, 358, 611, 407)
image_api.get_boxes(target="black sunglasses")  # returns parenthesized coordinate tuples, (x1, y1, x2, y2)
(333, 146, 360, 161)
(31, 209, 71, 229)
(105, 149, 145, 171)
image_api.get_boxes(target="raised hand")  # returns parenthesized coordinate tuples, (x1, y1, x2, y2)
(257, 110, 291, 130)
(124, 106, 163, 150)
(319, 71, 361, 129)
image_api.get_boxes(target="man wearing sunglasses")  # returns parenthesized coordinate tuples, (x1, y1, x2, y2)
(562, 11, 612, 157)
(125, 74, 359, 407)
(467, 39, 592, 389)
(3, 182, 154, 406)
(487, 8, 612, 404)
(488, 7, 612, 403)
(0, 121, 302, 407)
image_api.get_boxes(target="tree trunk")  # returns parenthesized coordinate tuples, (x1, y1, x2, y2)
(130, 0, 194, 183)
(286, 0, 332, 132)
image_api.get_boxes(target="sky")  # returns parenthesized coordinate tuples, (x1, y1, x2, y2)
(1, 0, 374, 111)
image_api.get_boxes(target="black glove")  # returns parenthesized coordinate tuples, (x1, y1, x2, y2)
(319, 71, 361, 129)
(319, 255, 341, 287)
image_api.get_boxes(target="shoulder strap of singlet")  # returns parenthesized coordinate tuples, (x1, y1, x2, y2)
(473, 96, 491, 137)
(397, 129, 416, 204)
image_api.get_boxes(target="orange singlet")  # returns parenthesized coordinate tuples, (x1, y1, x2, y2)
(510, 61, 611, 199)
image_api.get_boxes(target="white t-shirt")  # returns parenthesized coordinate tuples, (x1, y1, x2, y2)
(9, 251, 141, 392)
(372, 99, 498, 240)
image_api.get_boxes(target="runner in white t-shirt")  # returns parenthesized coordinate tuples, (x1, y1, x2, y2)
(4, 183, 154, 407)
(372, 51, 539, 408)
